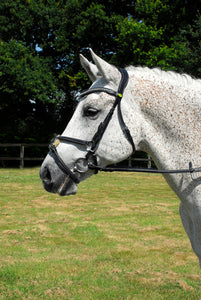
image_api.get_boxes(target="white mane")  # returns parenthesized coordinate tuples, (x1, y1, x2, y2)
(127, 66, 201, 90)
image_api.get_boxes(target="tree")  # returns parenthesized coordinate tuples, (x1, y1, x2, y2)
(0, 39, 59, 141)
(0, 0, 66, 142)
(114, 0, 201, 77)
(182, 13, 201, 77)
(0, 0, 135, 142)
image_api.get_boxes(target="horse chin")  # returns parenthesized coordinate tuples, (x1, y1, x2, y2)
(57, 176, 78, 196)
(41, 169, 78, 196)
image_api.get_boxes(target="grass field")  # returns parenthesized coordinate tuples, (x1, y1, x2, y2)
(0, 168, 200, 299)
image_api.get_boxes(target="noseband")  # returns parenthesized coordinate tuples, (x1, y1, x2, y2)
(49, 68, 135, 184)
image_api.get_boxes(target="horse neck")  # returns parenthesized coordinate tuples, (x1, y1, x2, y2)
(128, 67, 201, 169)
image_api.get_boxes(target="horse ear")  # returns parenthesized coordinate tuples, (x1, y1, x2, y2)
(89, 48, 120, 83)
(80, 54, 101, 82)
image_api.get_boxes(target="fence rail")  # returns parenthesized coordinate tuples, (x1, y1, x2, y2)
(0, 143, 153, 169)
(0, 143, 48, 169)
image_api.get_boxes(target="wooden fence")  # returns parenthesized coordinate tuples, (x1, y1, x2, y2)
(0, 143, 153, 169)
(0, 143, 48, 169)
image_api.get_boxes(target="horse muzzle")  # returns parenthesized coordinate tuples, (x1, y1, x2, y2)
(40, 153, 96, 196)
(39, 160, 77, 196)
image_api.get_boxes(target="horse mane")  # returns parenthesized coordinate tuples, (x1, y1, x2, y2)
(127, 66, 201, 89)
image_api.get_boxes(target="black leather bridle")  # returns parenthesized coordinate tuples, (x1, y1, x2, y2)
(49, 68, 201, 184)
(49, 68, 135, 184)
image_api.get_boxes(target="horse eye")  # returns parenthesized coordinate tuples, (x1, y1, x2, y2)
(83, 106, 100, 118)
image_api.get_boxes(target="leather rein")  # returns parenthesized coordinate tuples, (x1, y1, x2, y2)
(49, 68, 201, 183)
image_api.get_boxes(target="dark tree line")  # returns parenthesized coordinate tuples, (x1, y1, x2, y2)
(0, 0, 200, 144)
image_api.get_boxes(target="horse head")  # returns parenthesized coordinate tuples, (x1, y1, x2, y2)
(40, 49, 136, 196)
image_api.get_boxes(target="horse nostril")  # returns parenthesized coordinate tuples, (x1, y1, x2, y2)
(40, 165, 57, 193)
(41, 166, 52, 185)
(45, 167, 51, 182)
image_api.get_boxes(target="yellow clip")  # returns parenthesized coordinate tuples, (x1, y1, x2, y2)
(53, 138, 60, 147)
(118, 93, 123, 98)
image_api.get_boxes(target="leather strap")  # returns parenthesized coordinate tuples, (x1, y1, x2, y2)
(49, 68, 136, 183)
(83, 68, 135, 154)
(49, 143, 80, 183)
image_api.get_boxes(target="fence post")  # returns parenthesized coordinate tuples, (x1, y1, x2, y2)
(148, 154, 151, 168)
(20, 145, 24, 169)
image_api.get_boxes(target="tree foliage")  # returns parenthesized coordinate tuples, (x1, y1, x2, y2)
(114, 0, 200, 72)
(0, 0, 200, 143)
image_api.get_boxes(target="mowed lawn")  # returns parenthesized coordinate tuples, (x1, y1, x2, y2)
(0, 168, 200, 299)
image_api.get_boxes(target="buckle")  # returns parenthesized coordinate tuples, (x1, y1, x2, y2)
(52, 138, 60, 147)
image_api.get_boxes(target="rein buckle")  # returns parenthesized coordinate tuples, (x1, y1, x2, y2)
(53, 138, 60, 148)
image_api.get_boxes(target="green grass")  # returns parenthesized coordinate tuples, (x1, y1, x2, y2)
(0, 168, 200, 299)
